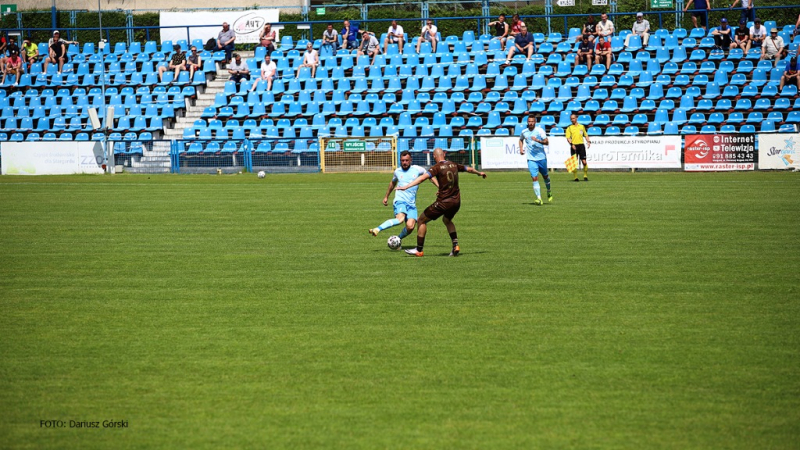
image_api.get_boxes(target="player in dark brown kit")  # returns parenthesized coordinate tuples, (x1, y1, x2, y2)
(396, 148, 486, 257)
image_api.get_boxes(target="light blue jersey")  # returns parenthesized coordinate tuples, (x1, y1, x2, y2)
(392, 165, 426, 205)
(519, 126, 548, 161)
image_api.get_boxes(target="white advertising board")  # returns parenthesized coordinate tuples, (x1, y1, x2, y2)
(159, 9, 281, 45)
(479, 136, 569, 170)
(1, 142, 105, 175)
(758, 133, 800, 170)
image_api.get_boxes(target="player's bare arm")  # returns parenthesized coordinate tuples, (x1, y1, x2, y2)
(383, 180, 397, 206)
(465, 167, 487, 178)
(519, 140, 525, 155)
(396, 173, 431, 191)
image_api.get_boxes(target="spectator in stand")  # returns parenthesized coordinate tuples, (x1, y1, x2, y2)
(250, 54, 277, 92)
(594, 35, 612, 69)
(159, 44, 186, 83)
(227, 53, 250, 84)
(186, 46, 202, 80)
(341, 20, 359, 50)
(505, 24, 535, 64)
(297, 41, 319, 78)
(779, 56, 800, 90)
(2, 49, 22, 86)
(259, 23, 277, 55)
(731, 19, 751, 52)
(596, 13, 615, 41)
(47, 30, 77, 48)
(357, 31, 381, 66)
(322, 24, 338, 57)
(795, 14, 800, 37)
(508, 14, 526, 49)
(21, 38, 38, 71)
(729, 0, 755, 24)
(750, 18, 766, 50)
(575, 34, 594, 68)
(488, 14, 510, 48)
(384, 20, 405, 53)
(217, 22, 236, 66)
(712, 18, 732, 51)
(578, 15, 597, 42)
(625, 12, 650, 46)
(416, 18, 438, 53)
(6, 36, 19, 56)
(761, 28, 785, 66)
(44, 31, 69, 74)
(684, 0, 710, 30)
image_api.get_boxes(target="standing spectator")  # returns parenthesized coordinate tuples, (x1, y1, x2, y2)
(596, 13, 615, 40)
(251, 54, 277, 92)
(21, 38, 39, 71)
(505, 24, 535, 63)
(712, 18, 732, 50)
(297, 42, 318, 78)
(779, 56, 800, 90)
(750, 18, 766, 50)
(259, 23, 276, 55)
(508, 14, 526, 48)
(575, 34, 594, 68)
(729, 0, 755, 24)
(684, 0, 711, 31)
(384, 20, 405, 53)
(731, 19, 751, 52)
(415, 18, 438, 53)
(186, 46, 202, 80)
(217, 22, 236, 66)
(761, 28, 784, 66)
(227, 53, 250, 84)
(357, 31, 381, 65)
(44, 32, 68, 74)
(322, 24, 338, 57)
(625, 12, 650, 46)
(594, 35, 612, 69)
(3, 50, 22, 86)
(341, 20, 359, 50)
(159, 44, 186, 83)
(488, 14, 510, 48)
(578, 15, 597, 42)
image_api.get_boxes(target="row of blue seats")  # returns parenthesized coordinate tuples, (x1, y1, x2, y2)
(27, 59, 215, 77)
(0, 85, 195, 99)
(1, 116, 163, 132)
(1, 103, 178, 121)
(2, 71, 207, 89)
(2, 92, 189, 110)
(0, 131, 153, 142)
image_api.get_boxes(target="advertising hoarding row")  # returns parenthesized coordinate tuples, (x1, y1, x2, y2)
(159, 10, 281, 45)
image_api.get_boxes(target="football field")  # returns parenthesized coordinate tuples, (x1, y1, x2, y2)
(0, 171, 798, 449)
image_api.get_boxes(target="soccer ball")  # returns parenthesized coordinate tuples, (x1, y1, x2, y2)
(387, 236, 402, 250)
(257, 171, 266, 179)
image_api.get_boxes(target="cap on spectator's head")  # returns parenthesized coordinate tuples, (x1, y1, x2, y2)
(53, 30, 60, 35)
(770, 28, 778, 33)
(637, 12, 643, 17)
(739, 18, 746, 24)
(232, 52, 240, 58)
(721, 18, 728, 23)
(755, 17, 761, 22)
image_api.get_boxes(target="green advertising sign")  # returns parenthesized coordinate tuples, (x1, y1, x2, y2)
(316, 7, 326, 15)
(651, 0, 672, 8)
(343, 141, 366, 152)
(1, 4, 17, 14)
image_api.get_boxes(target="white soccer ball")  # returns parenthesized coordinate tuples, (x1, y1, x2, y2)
(387, 236, 402, 250)
(257, 171, 266, 179)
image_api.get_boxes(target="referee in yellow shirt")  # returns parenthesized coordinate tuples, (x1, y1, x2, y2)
(565, 114, 591, 181)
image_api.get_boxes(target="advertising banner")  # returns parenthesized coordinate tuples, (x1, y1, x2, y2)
(550, 135, 682, 169)
(159, 10, 281, 45)
(479, 136, 569, 170)
(684, 134, 755, 171)
(758, 133, 800, 170)
(1, 142, 105, 175)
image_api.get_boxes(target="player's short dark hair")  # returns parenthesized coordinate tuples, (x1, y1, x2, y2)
(400, 150, 411, 158)
(499, 13, 506, 18)
(528, 114, 538, 121)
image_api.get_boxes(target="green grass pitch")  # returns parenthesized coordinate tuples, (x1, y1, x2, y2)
(0, 171, 798, 449)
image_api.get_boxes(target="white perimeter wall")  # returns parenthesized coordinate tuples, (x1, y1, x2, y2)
(16, 0, 305, 13)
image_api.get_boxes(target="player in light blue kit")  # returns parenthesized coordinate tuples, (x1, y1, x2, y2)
(369, 151, 437, 240)
(519, 114, 553, 206)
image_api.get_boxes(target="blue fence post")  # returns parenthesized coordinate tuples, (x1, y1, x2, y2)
(243, 139, 253, 172)
(170, 140, 180, 173)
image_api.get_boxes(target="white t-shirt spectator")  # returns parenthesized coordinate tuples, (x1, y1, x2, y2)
(750, 25, 767, 41)
(261, 60, 277, 79)
(597, 19, 615, 37)
(421, 24, 438, 40)
(323, 29, 338, 43)
(632, 19, 649, 36)
(229, 59, 248, 72)
(388, 25, 404, 39)
(364, 34, 380, 52)
(303, 49, 318, 65)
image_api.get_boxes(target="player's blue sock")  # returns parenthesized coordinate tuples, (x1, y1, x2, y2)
(398, 226, 410, 239)
(544, 176, 551, 193)
(377, 218, 401, 232)
(533, 181, 541, 198)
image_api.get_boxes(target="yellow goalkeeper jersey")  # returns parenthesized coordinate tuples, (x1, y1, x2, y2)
(565, 124, 587, 145)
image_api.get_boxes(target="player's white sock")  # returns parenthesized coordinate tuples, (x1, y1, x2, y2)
(533, 181, 541, 199)
(377, 218, 401, 232)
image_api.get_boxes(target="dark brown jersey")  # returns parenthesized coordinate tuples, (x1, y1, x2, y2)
(428, 160, 466, 202)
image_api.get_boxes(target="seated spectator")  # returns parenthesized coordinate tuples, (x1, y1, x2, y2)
(44, 32, 68, 74)
(322, 24, 338, 57)
(761, 28, 785, 65)
(731, 19, 751, 52)
(3, 49, 21, 86)
(227, 53, 250, 84)
(297, 42, 319, 78)
(217, 22, 236, 65)
(578, 15, 597, 42)
(383, 20, 405, 53)
(780, 56, 800, 90)
(259, 23, 276, 55)
(712, 18, 732, 50)
(250, 54, 277, 92)
(159, 44, 186, 83)
(596, 13, 615, 41)
(488, 14, 510, 48)
(575, 34, 594, 68)
(21, 38, 38, 71)
(6, 36, 19, 56)
(416, 18, 438, 53)
(341, 20, 359, 50)
(729, 0, 755, 24)
(357, 31, 381, 65)
(186, 46, 202, 79)
(505, 24, 535, 64)
(595, 35, 612, 69)
(625, 12, 650, 46)
(508, 14, 526, 49)
(750, 18, 766, 49)
(684, 0, 710, 30)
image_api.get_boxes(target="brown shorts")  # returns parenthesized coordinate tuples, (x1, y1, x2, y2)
(423, 198, 461, 222)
